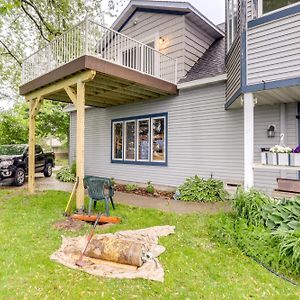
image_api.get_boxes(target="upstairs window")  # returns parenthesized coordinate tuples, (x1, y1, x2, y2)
(260, 0, 299, 15)
(226, 0, 238, 50)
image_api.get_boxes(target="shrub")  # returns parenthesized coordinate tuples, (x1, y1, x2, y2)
(232, 189, 271, 226)
(177, 175, 228, 202)
(261, 198, 300, 232)
(209, 191, 300, 277)
(146, 181, 154, 194)
(125, 183, 138, 192)
(56, 167, 76, 183)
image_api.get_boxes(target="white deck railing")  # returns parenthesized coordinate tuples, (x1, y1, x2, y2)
(21, 19, 177, 85)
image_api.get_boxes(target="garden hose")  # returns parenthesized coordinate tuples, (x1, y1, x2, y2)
(232, 221, 298, 287)
(245, 253, 298, 287)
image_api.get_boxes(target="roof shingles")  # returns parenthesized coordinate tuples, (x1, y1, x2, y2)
(179, 37, 225, 83)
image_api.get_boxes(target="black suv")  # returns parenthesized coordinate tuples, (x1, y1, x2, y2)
(0, 144, 55, 186)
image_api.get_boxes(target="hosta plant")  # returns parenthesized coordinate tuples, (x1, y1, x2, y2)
(56, 167, 76, 183)
(177, 175, 228, 202)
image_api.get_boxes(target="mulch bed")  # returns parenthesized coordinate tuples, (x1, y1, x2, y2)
(115, 184, 174, 200)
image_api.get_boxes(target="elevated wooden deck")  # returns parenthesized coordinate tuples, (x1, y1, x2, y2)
(20, 55, 177, 107)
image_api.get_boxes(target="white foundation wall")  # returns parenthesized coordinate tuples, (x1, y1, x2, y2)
(69, 85, 298, 193)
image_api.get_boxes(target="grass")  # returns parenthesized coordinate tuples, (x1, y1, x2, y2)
(0, 189, 299, 299)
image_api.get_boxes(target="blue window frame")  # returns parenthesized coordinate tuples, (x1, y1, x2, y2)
(111, 113, 168, 166)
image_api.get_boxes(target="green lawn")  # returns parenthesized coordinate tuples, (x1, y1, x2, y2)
(0, 189, 299, 299)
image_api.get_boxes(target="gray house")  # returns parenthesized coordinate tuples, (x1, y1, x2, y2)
(65, 0, 300, 194)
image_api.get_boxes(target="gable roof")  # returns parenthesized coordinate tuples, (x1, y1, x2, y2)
(179, 36, 225, 83)
(112, 0, 224, 39)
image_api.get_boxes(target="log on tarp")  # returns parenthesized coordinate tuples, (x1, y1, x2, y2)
(85, 236, 144, 267)
(71, 214, 121, 224)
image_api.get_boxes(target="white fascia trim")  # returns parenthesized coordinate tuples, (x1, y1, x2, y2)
(111, 1, 224, 37)
(178, 74, 227, 90)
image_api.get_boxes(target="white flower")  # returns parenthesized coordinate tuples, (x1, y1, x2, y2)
(270, 145, 292, 153)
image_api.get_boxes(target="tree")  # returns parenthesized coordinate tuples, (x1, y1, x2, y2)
(0, 100, 69, 144)
(0, 0, 126, 143)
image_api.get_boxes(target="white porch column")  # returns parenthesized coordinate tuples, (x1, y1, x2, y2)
(244, 93, 255, 190)
(280, 103, 287, 178)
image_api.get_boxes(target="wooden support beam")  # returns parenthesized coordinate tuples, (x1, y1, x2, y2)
(76, 80, 86, 211)
(26, 70, 96, 100)
(28, 96, 43, 194)
(64, 86, 77, 107)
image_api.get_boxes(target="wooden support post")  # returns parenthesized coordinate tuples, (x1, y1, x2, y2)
(244, 93, 255, 190)
(28, 97, 43, 194)
(76, 81, 85, 211)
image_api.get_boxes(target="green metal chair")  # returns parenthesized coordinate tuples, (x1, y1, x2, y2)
(83, 176, 115, 216)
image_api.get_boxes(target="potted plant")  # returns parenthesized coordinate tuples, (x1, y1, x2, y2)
(268, 145, 292, 166)
(261, 148, 269, 165)
(290, 146, 300, 167)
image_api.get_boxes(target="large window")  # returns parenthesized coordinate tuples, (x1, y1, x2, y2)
(260, 0, 299, 15)
(111, 113, 167, 165)
(226, 0, 238, 50)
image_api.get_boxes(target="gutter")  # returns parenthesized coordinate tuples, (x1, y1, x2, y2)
(178, 74, 227, 90)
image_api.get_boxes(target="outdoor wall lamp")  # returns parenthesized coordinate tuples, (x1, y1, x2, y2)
(159, 37, 165, 45)
(267, 125, 276, 138)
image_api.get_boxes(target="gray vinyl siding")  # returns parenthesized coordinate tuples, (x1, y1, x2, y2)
(247, 11, 300, 85)
(119, 11, 186, 80)
(253, 103, 298, 193)
(70, 83, 244, 188)
(225, 0, 242, 102)
(184, 18, 215, 74)
(225, 36, 241, 101)
(119, 10, 219, 81)
(69, 85, 298, 193)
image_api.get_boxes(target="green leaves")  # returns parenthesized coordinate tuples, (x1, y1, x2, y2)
(232, 189, 271, 226)
(56, 167, 75, 182)
(178, 175, 229, 202)
(0, 100, 69, 144)
(261, 198, 300, 233)
(125, 184, 138, 192)
(224, 190, 300, 275)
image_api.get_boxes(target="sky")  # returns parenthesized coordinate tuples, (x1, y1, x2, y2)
(0, 0, 225, 110)
(108, 0, 225, 25)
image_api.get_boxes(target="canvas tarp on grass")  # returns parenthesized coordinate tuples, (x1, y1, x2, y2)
(51, 225, 175, 282)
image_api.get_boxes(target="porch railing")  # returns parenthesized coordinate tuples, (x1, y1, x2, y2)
(21, 19, 177, 85)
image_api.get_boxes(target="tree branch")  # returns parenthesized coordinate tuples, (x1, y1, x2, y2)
(21, 0, 59, 37)
(0, 40, 21, 66)
(20, 3, 50, 42)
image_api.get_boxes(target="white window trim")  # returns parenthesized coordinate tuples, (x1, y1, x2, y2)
(112, 121, 123, 161)
(258, 0, 300, 17)
(137, 118, 150, 162)
(151, 116, 166, 163)
(124, 120, 136, 161)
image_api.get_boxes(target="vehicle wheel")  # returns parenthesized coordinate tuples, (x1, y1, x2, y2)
(14, 168, 26, 186)
(44, 163, 53, 177)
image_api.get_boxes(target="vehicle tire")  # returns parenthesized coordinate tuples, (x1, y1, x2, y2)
(14, 168, 26, 186)
(44, 163, 53, 177)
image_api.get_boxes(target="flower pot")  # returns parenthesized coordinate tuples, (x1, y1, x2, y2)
(277, 153, 290, 166)
(261, 152, 267, 165)
(290, 153, 300, 166)
(266, 152, 277, 165)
